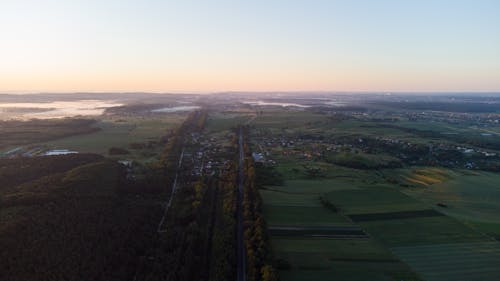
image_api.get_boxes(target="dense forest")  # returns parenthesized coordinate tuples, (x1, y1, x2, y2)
(0, 112, 212, 281)
(0, 112, 278, 281)
(0, 154, 161, 281)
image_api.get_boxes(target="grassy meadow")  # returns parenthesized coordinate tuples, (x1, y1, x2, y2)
(42, 115, 185, 162)
(249, 108, 500, 281)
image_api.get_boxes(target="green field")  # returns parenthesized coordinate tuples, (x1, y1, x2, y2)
(273, 237, 421, 281)
(392, 242, 500, 281)
(252, 110, 424, 280)
(401, 170, 500, 224)
(393, 168, 500, 242)
(251, 110, 325, 131)
(262, 173, 497, 281)
(260, 177, 423, 280)
(278, 263, 420, 281)
(266, 178, 364, 193)
(261, 180, 355, 227)
(269, 231, 421, 281)
(205, 112, 253, 131)
(42, 115, 184, 161)
(360, 216, 487, 247)
(273, 237, 395, 261)
(251, 108, 500, 281)
(264, 205, 353, 226)
(4, 99, 500, 280)
(324, 186, 428, 214)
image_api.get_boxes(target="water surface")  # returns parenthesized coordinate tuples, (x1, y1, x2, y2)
(0, 100, 122, 120)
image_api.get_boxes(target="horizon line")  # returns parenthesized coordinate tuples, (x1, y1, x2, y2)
(1, 90, 500, 96)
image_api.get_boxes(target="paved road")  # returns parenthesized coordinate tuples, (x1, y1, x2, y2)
(157, 147, 185, 233)
(237, 127, 246, 281)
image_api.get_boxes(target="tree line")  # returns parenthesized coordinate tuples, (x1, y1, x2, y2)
(241, 126, 279, 281)
(0, 111, 280, 281)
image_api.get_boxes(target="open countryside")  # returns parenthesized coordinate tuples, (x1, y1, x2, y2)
(2, 93, 500, 281)
(2, 1, 500, 280)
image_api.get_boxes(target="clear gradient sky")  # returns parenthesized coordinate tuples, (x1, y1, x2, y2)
(0, 0, 499, 93)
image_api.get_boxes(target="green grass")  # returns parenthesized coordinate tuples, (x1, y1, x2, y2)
(360, 216, 487, 247)
(252, 110, 325, 130)
(268, 179, 362, 194)
(272, 237, 395, 261)
(324, 186, 428, 214)
(395, 120, 461, 131)
(260, 178, 379, 209)
(392, 242, 500, 281)
(279, 265, 421, 281)
(324, 120, 412, 139)
(263, 205, 352, 226)
(42, 115, 183, 161)
(401, 170, 500, 224)
(0, 119, 98, 151)
(273, 160, 378, 181)
(252, 109, 500, 280)
(260, 177, 424, 281)
(467, 221, 500, 240)
(260, 169, 490, 280)
(45, 120, 133, 153)
(273, 237, 422, 281)
(327, 151, 402, 169)
(205, 112, 252, 131)
(260, 189, 319, 207)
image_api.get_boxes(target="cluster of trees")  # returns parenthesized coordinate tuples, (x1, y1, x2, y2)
(0, 153, 104, 192)
(377, 124, 500, 151)
(148, 123, 276, 281)
(137, 180, 210, 281)
(209, 158, 238, 281)
(123, 110, 209, 194)
(0, 111, 213, 281)
(133, 109, 216, 281)
(241, 127, 279, 281)
(325, 151, 402, 170)
(132, 109, 242, 281)
(319, 195, 340, 213)
(182, 110, 208, 132)
(329, 135, 500, 172)
(1, 111, 280, 281)
(150, 145, 239, 281)
(159, 110, 208, 182)
(0, 156, 161, 281)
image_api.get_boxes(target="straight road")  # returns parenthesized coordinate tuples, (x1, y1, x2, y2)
(157, 147, 185, 233)
(237, 127, 246, 281)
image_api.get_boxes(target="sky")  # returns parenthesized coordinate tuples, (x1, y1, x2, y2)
(0, 0, 499, 93)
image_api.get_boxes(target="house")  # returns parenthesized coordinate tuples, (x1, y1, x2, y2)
(252, 152, 265, 162)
